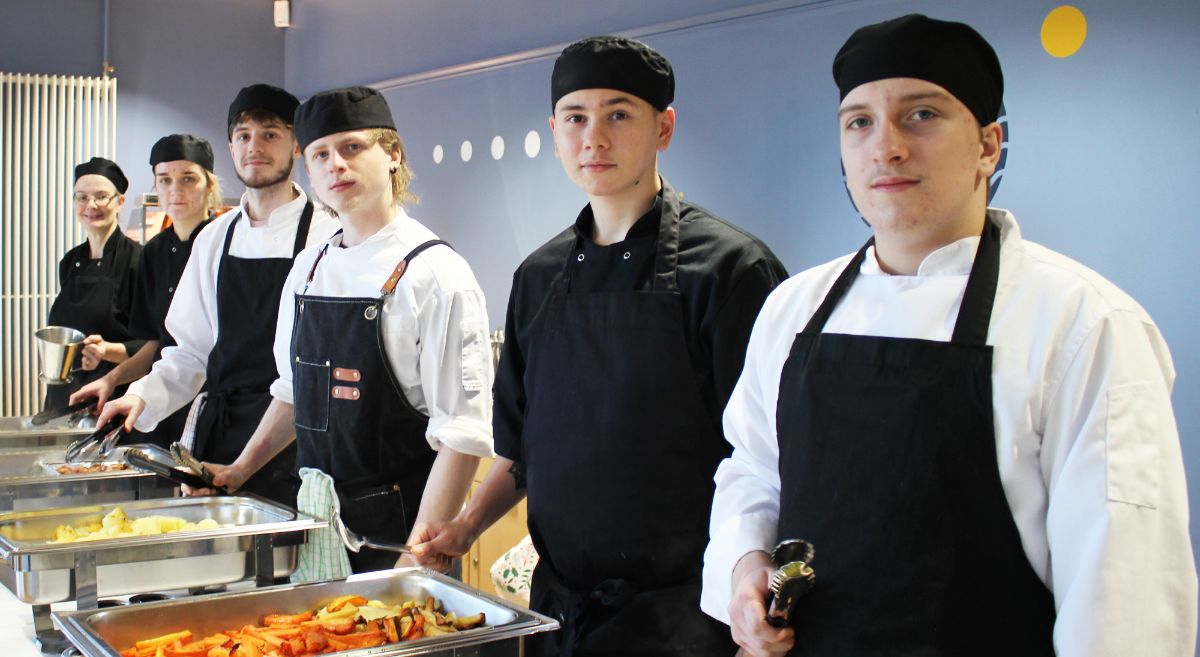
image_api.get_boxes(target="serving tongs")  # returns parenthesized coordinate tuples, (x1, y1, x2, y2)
(170, 441, 214, 484)
(331, 506, 413, 555)
(764, 538, 817, 628)
(123, 443, 227, 493)
(29, 397, 95, 426)
(63, 417, 125, 463)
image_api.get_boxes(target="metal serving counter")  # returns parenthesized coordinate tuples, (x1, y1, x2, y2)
(0, 495, 324, 652)
(0, 445, 174, 512)
(54, 567, 559, 657)
(0, 414, 96, 450)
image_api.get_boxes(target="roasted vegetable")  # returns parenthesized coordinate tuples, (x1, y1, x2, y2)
(119, 595, 487, 657)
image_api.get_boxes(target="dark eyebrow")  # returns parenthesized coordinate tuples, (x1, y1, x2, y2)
(556, 95, 637, 113)
(837, 103, 869, 120)
(837, 90, 955, 119)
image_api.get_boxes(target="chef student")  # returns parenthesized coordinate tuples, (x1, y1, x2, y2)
(203, 86, 494, 574)
(97, 84, 337, 505)
(73, 134, 217, 448)
(704, 14, 1197, 657)
(45, 157, 144, 409)
(409, 36, 788, 656)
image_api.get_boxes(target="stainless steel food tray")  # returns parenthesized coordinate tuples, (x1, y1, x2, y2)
(0, 445, 174, 512)
(0, 414, 97, 449)
(0, 494, 323, 605)
(54, 567, 560, 657)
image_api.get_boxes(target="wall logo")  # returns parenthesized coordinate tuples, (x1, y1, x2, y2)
(990, 103, 1009, 203)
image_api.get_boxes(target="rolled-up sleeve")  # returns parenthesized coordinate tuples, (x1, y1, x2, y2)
(415, 285, 494, 458)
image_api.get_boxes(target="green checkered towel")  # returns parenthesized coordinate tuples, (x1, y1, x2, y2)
(292, 467, 352, 583)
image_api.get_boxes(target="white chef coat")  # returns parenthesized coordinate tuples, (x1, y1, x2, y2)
(269, 207, 494, 458)
(128, 184, 338, 430)
(701, 209, 1196, 656)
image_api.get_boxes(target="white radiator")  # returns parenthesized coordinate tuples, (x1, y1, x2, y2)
(0, 73, 117, 416)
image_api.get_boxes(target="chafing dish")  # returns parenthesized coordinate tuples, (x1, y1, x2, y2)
(54, 567, 560, 657)
(0, 495, 323, 651)
(0, 413, 96, 450)
(0, 445, 174, 512)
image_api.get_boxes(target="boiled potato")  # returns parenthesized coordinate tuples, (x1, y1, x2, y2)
(49, 507, 223, 543)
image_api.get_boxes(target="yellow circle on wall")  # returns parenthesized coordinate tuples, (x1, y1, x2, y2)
(1041, 6, 1087, 58)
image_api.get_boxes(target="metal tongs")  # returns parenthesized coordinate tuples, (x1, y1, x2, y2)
(30, 397, 95, 426)
(170, 441, 216, 486)
(63, 416, 125, 463)
(122, 442, 227, 493)
(764, 538, 817, 628)
(331, 507, 413, 555)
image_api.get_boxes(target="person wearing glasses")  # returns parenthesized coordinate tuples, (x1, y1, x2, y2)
(45, 157, 145, 409)
(73, 135, 218, 447)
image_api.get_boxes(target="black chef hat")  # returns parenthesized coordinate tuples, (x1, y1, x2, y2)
(832, 14, 1004, 126)
(149, 134, 215, 172)
(73, 157, 128, 194)
(551, 35, 674, 112)
(226, 83, 300, 138)
(293, 86, 396, 153)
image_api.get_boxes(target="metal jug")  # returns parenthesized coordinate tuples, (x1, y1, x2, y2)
(35, 326, 85, 384)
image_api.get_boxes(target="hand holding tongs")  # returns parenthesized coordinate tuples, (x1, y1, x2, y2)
(64, 416, 124, 463)
(170, 442, 215, 486)
(122, 442, 227, 493)
(764, 538, 817, 628)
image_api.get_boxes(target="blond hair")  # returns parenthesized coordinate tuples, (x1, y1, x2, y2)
(203, 169, 223, 212)
(309, 128, 417, 219)
(367, 128, 417, 208)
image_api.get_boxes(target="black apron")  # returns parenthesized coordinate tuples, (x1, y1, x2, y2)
(131, 221, 210, 448)
(291, 235, 442, 573)
(192, 203, 313, 506)
(774, 218, 1056, 656)
(46, 232, 138, 409)
(520, 188, 737, 657)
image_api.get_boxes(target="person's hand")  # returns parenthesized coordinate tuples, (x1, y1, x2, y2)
(729, 551, 795, 657)
(81, 334, 123, 367)
(80, 335, 105, 370)
(205, 461, 249, 493)
(97, 394, 145, 432)
(70, 375, 116, 413)
(407, 518, 476, 573)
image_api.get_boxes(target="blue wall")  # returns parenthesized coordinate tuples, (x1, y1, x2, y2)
(107, 0, 286, 206)
(0, 0, 106, 76)
(283, 0, 786, 97)
(0, 0, 286, 210)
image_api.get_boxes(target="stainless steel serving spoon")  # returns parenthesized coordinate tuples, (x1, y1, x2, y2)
(331, 506, 413, 555)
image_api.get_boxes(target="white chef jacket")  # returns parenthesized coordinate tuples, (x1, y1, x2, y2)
(701, 209, 1196, 656)
(128, 184, 339, 430)
(269, 207, 494, 458)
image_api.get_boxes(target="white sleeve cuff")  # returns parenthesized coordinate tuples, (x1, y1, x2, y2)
(425, 415, 495, 458)
(126, 377, 165, 432)
(270, 376, 294, 405)
(701, 511, 779, 624)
